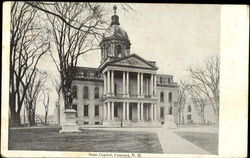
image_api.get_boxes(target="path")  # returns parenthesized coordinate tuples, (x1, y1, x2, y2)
(86, 127, 210, 154)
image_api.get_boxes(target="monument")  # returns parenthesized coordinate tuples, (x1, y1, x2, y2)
(59, 89, 81, 133)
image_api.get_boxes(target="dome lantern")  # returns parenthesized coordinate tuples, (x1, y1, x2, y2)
(100, 5, 131, 64)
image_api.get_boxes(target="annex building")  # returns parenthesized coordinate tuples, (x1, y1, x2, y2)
(68, 8, 179, 127)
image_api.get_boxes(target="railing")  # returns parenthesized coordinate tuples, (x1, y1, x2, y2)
(157, 81, 178, 86)
(74, 73, 103, 80)
(103, 93, 154, 99)
(130, 93, 138, 98)
(144, 95, 151, 98)
(114, 93, 123, 97)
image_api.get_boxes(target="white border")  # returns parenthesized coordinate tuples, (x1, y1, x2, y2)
(1, 3, 248, 158)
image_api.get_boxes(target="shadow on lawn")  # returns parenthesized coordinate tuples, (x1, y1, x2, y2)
(8, 127, 163, 153)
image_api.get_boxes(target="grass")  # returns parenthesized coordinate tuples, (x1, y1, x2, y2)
(9, 127, 162, 153)
(174, 131, 218, 155)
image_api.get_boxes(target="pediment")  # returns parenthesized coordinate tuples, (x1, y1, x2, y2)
(110, 55, 157, 69)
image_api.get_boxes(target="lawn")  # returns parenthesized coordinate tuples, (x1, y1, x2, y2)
(174, 131, 218, 155)
(9, 127, 162, 153)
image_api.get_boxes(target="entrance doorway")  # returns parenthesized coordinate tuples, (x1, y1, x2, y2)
(129, 104, 132, 120)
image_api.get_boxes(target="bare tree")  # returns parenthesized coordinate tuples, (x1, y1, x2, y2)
(187, 56, 220, 122)
(24, 69, 48, 126)
(31, 2, 107, 110)
(186, 84, 207, 125)
(176, 81, 187, 125)
(52, 77, 62, 124)
(23, 2, 136, 111)
(42, 89, 50, 125)
(9, 2, 50, 126)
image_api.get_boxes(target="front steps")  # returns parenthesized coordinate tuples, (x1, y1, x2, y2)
(79, 121, 162, 128)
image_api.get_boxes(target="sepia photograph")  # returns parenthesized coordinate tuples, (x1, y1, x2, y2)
(1, 2, 248, 158)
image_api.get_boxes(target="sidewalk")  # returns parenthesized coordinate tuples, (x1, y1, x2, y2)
(86, 127, 209, 154)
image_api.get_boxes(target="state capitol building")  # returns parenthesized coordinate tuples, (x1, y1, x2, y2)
(67, 7, 179, 127)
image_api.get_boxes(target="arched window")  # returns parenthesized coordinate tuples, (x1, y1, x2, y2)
(106, 45, 112, 57)
(116, 45, 122, 57)
(72, 85, 77, 98)
(168, 92, 172, 102)
(83, 86, 89, 99)
(160, 92, 164, 102)
(94, 87, 99, 99)
(188, 105, 192, 112)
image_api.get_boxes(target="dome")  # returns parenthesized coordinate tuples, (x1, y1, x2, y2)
(103, 24, 130, 42)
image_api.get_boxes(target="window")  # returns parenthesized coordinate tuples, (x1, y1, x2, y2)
(94, 72, 99, 77)
(84, 122, 89, 125)
(83, 71, 88, 77)
(116, 45, 122, 57)
(168, 78, 170, 83)
(160, 92, 164, 102)
(114, 105, 118, 117)
(169, 106, 172, 115)
(160, 107, 164, 118)
(114, 84, 117, 95)
(72, 104, 77, 117)
(84, 105, 88, 116)
(72, 85, 77, 98)
(187, 114, 192, 120)
(95, 122, 100, 125)
(168, 92, 172, 102)
(83, 86, 89, 99)
(95, 105, 99, 117)
(188, 105, 192, 112)
(160, 77, 162, 83)
(107, 45, 112, 56)
(94, 87, 99, 99)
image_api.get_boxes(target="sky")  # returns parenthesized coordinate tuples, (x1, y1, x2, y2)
(33, 3, 220, 116)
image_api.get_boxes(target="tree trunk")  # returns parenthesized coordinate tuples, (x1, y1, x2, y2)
(10, 111, 21, 127)
(45, 112, 48, 125)
(9, 92, 18, 127)
(9, 92, 21, 127)
(201, 113, 206, 125)
(178, 111, 181, 125)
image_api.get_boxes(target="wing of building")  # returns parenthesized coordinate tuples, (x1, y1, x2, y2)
(68, 8, 179, 127)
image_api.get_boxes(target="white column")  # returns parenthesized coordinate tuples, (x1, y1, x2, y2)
(137, 103, 140, 120)
(151, 103, 154, 121)
(107, 102, 110, 120)
(123, 72, 126, 95)
(126, 71, 129, 95)
(103, 103, 106, 120)
(111, 102, 114, 120)
(141, 103, 144, 120)
(111, 70, 114, 95)
(154, 74, 157, 96)
(137, 73, 140, 95)
(103, 72, 106, 95)
(123, 102, 126, 120)
(107, 70, 110, 94)
(150, 74, 153, 95)
(141, 73, 144, 95)
(154, 104, 157, 120)
(126, 102, 129, 120)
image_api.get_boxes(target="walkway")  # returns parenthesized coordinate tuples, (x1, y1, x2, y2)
(86, 127, 210, 154)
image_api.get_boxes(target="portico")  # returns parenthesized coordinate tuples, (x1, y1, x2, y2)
(100, 54, 159, 126)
